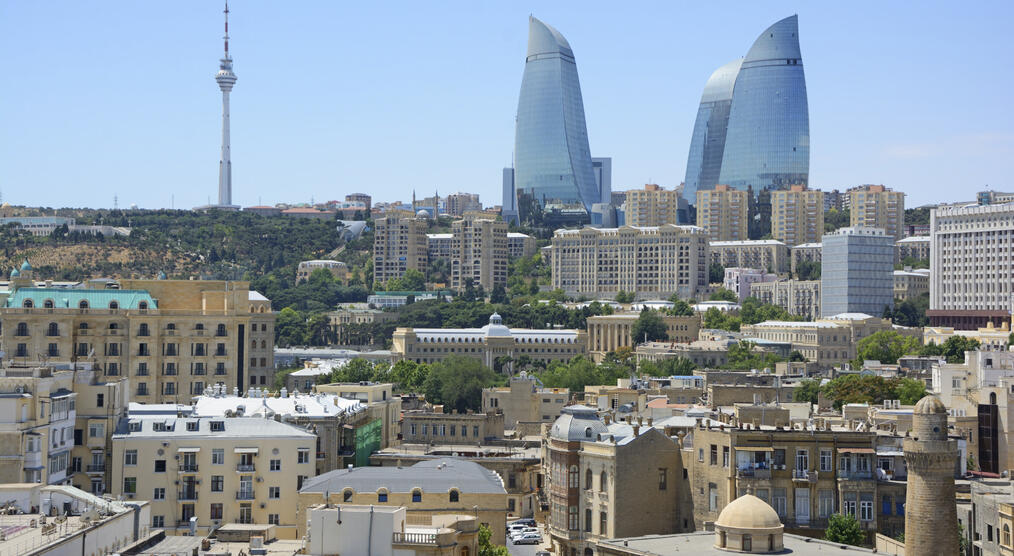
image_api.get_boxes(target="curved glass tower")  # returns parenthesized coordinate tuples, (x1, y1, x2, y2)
(684, 15, 809, 200)
(514, 16, 598, 223)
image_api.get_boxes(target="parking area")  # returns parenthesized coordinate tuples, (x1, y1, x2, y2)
(505, 519, 551, 556)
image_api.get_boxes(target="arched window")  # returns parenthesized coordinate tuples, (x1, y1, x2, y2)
(139, 323, 149, 337)
(78, 322, 88, 330)
(43, 299, 54, 309)
(217, 324, 227, 336)
(585, 427, 593, 438)
(584, 549, 593, 556)
(412, 489, 422, 503)
(138, 301, 148, 310)
(16, 322, 29, 336)
(461, 546, 470, 556)
(79, 300, 89, 309)
(569, 466, 579, 488)
(377, 489, 388, 503)
(167, 323, 176, 330)
(251, 339, 256, 348)
(1004, 524, 1010, 545)
(449, 489, 459, 503)
(585, 469, 592, 490)
(195, 323, 204, 331)
(47, 323, 58, 336)
(108, 300, 119, 310)
(991, 392, 998, 405)
(342, 489, 353, 502)
(600, 471, 607, 491)
(23, 299, 33, 308)
(109, 323, 118, 330)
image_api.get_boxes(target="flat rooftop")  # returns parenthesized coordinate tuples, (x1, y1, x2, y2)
(599, 531, 876, 554)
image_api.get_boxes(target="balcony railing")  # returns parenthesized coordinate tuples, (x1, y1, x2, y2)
(179, 464, 199, 473)
(236, 490, 255, 500)
(839, 470, 874, 480)
(792, 469, 817, 482)
(236, 464, 255, 472)
(86, 464, 105, 473)
(393, 532, 437, 545)
(178, 490, 199, 501)
(737, 467, 772, 479)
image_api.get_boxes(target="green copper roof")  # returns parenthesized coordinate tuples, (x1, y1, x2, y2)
(5, 288, 158, 310)
(20, 259, 32, 271)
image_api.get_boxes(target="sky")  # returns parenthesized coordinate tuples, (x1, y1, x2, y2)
(1, 1, 1012, 210)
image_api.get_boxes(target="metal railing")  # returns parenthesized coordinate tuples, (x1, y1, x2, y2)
(236, 464, 255, 472)
(178, 490, 199, 501)
(392, 532, 437, 545)
(235, 490, 255, 500)
(86, 464, 105, 473)
(178, 464, 199, 473)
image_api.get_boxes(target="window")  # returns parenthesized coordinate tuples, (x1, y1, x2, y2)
(212, 449, 224, 465)
(742, 535, 752, 551)
(585, 468, 593, 490)
(1004, 524, 1010, 546)
(412, 489, 422, 503)
(378, 491, 388, 503)
(186, 421, 199, 432)
(211, 476, 223, 492)
(569, 506, 578, 530)
(585, 508, 592, 532)
(109, 301, 118, 309)
(819, 449, 832, 472)
(154, 460, 166, 473)
(818, 490, 834, 517)
(152, 515, 164, 528)
(773, 488, 787, 517)
(210, 421, 224, 432)
(47, 322, 58, 336)
(210, 503, 223, 520)
(123, 477, 137, 494)
(569, 466, 579, 488)
(722, 446, 729, 467)
(710, 445, 718, 465)
(882, 495, 892, 516)
(269, 487, 280, 499)
(270, 459, 281, 471)
(124, 450, 137, 466)
(153, 488, 165, 500)
(139, 323, 149, 337)
(795, 449, 808, 471)
(698, 448, 704, 462)
(88, 422, 104, 438)
(600, 511, 607, 534)
(709, 484, 718, 512)
(658, 468, 667, 490)
(859, 500, 873, 521)
(298, 450, 310, 464)
(600, 471, 607, 491)
(298, 475, 307, 490)
(449, 489, 459, 502)
(239, 504, 252, 524)
(268, 514, 279, 525)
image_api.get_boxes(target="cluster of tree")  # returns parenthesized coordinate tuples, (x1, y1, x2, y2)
(637, 357, 696, 376)
(824, 208, 850, 232)
(709, 262, 725, 284)
(375, 268, 426, 291)
(882, 293, 929, 327)
(709, 288, 738, 302)
(725, 340, 788, 370)
(252, 267, 368, 315)
(896, 256, 929, 270)
(537, 354, 636, 392)
(506, 253, 551, 299)
(702, 297, 803, 332)
(795, 374, 927, 410)
(854, 329, 981, 366)
(794, 260, 821, 281)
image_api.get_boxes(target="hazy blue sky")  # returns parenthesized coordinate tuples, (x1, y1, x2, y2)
(1, 1, 1011, 209)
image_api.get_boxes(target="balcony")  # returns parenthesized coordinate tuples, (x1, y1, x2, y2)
(86, 464, 106, 474)
(317, 452, 327, 460)
(839, 470, 874, 481)
(736, 467, 772, 480)
(792, 469, 817, 482)
(235, 490, 255, 500)
(236, 464, 255, 473)
(178, 490, 199, 501)
(178, 464, 199, 473)
(393, 532, 438, 545)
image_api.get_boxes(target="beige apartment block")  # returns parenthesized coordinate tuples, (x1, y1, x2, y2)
(450, 216, 508, 293)
(426, 232, 454, 261)
(482, 373, 570, 429)
(893, 269, 929, 301)
(789, 242, 822, 276)
(507, 232, 537, 259)
(710, 240, 790, 275)
(296, 259, 349, 284)
(296, 458, 508, 543)
(0, 367, 76, 485)
(402, 409, 505, 443)
(635, 340, 732, 368)
(69, 368, 129, 496)
(544, 406, 693, 556)
(549, 225, 709, 300)
(895, 235, 930, 262)
(625, 184, 683, 227)
(849, 185, 904, 241)
(314, 381, 401, 451)
(327, 304, 398, 344)
(749, 280, 821, 318)
(0, 274, 277, 397)
(374, 214, 429, 285)
(392, 313, 587, 368)
(586, 313, 701, 359)
(740, 314, 913, 367)
(771, 185, 825, 246)
(445, 192, 482, 216)
(696, 185, 749, 241)
(110, 416, 316, 538)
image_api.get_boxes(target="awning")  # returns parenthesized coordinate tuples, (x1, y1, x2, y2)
(177, 447, 201, 453)
(234, 447, 259, 454)
(839, 448, 875, 454)
(735, 446, 774, 452)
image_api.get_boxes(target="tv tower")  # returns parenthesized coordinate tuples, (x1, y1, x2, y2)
(215, 1, 238, 208)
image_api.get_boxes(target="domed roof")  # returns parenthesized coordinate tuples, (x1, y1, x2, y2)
(914, 395, 947, 414)
(550, 405, 607, 441)
(20, 259, 32, 271)
(715, 494, 783, 530)
(157, 271, 167, 280)
(482, 313, 511, 337)
(416, 209, 431, 218)
(10, 267, 19, 278)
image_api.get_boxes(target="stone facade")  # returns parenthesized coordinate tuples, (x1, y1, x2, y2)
(401, 409, 505, 443)
(770, 185, 824, 246)
(507, 232, 537, 259)
(586, 313, 701, 360)
(483, 373, 570, 429)
(625, 184, 684, 227)
(849, 185, 904, 242)
(450, 216, 508, 293)
(749, 279, 821, 319)
(373, 214, 428, 285)
(697, 185, 749, 241)
(710, 240, 790, 275)
(790, 242, 821, 276)
(0, 367, 76, 486)
(903, 396, 959, 556)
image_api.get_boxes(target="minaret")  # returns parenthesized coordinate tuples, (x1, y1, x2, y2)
(215, 1, 237, 207)
(903, 395, 959, 556)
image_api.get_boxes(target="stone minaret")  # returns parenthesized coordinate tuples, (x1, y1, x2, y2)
(903, 395, 958, 556)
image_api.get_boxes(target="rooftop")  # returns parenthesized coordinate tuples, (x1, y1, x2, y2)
(300, 457, 506, 495)
(598, 531, 876, 555)
(114, 416, 315, 439)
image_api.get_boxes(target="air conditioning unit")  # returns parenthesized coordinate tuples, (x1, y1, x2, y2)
(259, 503, 266, 509)
(256, 477, 263, 482)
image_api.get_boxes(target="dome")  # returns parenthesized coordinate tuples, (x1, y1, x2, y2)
(10, 267, 19, 278)
(157, 271, 167, 280)
(482, 313, 511, 337)
(914, 395, 946, 414)
(416, 209, 431, 219)
(550, 405, 607, 441)
(715, 495, 782, 530)
(20, 259, 32, 271)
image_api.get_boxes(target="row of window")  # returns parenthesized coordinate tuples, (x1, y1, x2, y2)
(150, 507, 278, 527)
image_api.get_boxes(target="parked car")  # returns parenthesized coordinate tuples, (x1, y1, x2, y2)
(536, 552, 552, 556)
(510, 527, 538, 541)
(514, 532, 542, 545)
(514, 518, 536, 526)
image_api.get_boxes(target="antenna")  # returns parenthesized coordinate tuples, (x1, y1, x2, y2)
(223, 1, 231, 58)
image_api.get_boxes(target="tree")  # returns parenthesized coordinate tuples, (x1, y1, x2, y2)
(331, 358, 375, 383)
(709, 288, 738, 302)
(895, 378, 927, 405)
(789, 350, 806, 362)
(656, 356, 696, 376)
(794, 379, 821, 404)
(632, 309, 668, 343)
(885, 293, 929, 327)
(853, 330, 920, 367)
(709, 262, 724, 284)
(615, 290, 635, 304)
(919, 336, 980, 363)
(824, 208, 850, 232)
(388, 360, 429, 392)
(726, 340, 783, 371)
(540, 357, 607, 392)
(824, 513, 864, 546)
(422, 356, 501, 412)
(489, 284, 508, 304)
(703, 307, 741, 332)
(667, 298, 694, 316)
(478, 524, 510, 556)
(795, 260, 821, 281)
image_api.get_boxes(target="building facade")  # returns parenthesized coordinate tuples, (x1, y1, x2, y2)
(444, 192, 482, 216)
(789, 242, 821, 276)
(507, 232, 537, 259)
(401, 410, 505, 443)
(928, 202, 1014, 329)
(848, 185, 905, 242)
(770, 185, 824, 246)
(586, 313, 701, 359)
(450, 216, 508, 293)
(696, 185, 749, 242)
(749, 279, 821, 318)
(0, 367, 76, 485)
(740, 314, 910, 367)
(373, 215, 428, 285)
(820, 227, 895, 317)
(482, 373, 570, 429)
(69, 368, 129, 496)
(625, 184, 684, 227)
(895, 235, 930, 262)
(893, 269, 930, 301)
(549, 225, 709, 300)
(710, 240, 790, 275)
(296, 260, 348, 284)
(723, 268, 777, 301)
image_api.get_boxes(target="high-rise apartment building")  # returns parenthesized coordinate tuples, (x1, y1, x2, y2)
(770, 184, 824, 246)
(820, 227, 894, 317)
(373, 215, 428, 285)
(549, 225, 709, 300)
(450, 216, 508, 293)
(684, 15, 809, 200)
(696, 185, 748, 241)
(849, 185, 905, 241)
(927, 202, 1014, 329)
(0, 268, 277, 398)
(626, 184, 684, 227)
(445, 193, 482, 217)
(507, 232, 537, 259)
(514, 17, 598, 223)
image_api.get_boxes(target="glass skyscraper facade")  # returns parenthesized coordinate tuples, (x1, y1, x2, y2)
(514, 16, 598, 223)
(684, 15, 809, 201)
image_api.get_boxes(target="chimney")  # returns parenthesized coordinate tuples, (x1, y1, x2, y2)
(604, 415, 611, 425)
(633, 424, 640, 436)
(647, 417, 653, 427)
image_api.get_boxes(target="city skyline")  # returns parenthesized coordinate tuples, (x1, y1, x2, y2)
(0, 1, 1011, 209)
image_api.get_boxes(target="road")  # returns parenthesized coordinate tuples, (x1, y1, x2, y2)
(505, 521, 549, 556)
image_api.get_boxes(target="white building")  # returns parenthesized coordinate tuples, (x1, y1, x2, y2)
(723, 267, 777, 301)
(305, 505, 479, 556)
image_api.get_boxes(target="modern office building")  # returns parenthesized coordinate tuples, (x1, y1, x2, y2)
(450, 215, 508, 293)
(514, 17, 598, 223)
(696, 185, 749, 241)
(928, 202, 1014, 329)
(820, 227, 894, 317)
(849, 185, 905, 241)
(593, 157, 613, 206)
(501, 167, 517, 224)
(549, 225, 709, 300)
(625, 184, 686, 227)
(770, 185, 824, 246)
(684, 15, 809, 200)
(373, 214, 428, 285)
